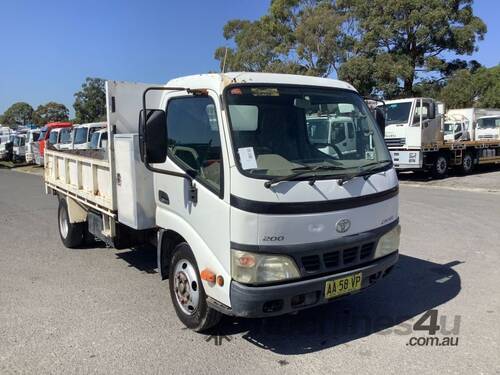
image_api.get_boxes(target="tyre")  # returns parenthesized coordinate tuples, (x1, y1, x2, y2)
(58, 199, 84, 248)
(460, 152, 474, 175)
(168, 242, 222, 332)
(432, 154, 448, 179)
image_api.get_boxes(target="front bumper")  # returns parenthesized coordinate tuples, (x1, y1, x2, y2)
(229, 251, 398, 317)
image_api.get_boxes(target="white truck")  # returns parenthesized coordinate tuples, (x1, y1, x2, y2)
(0, 127, 14, 161)
(89, 128, 108, 150)
(48, 127, 73, 150)
(12, 133, 27, 162)
(45, 73, 400, 331)
(446, 108, 500, 141)
(383, 98, 500, 177)
(25, 129, 41, 163)
(72, 122, 106, 150)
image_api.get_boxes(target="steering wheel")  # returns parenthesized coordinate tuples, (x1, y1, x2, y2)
(318, 143, 344, 160)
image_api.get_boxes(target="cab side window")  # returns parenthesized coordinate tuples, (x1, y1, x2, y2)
(166, 97, 223, 194)
(413, 102, 430, 125)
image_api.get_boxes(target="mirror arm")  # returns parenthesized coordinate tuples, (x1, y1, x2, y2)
(142, 86, 199, 203)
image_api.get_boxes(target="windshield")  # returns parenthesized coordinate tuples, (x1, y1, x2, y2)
(385, 102, 412, 125)
(39, 130, 47, 140)
(444, 122, 461, 135)
(31, 132, 40, 142)
(74, 127, 88, 144)
(60, 128, 72, 144)
(477, 117, 500, 129)
(48, 131, 58, 144)
(90, 132, 100, 148)
(226, 85, 391, 178)
(13, 137, 23, 146)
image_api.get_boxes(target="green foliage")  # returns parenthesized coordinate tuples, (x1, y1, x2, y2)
(73, 78, 106, 123)
(215, 0, 351, 76)
(215, 0, 486, 98)
(33, 102, 69, 125)
(338, 0, 487, 96)
(439, 65, 500, 108)
(1, 102, 34, 127)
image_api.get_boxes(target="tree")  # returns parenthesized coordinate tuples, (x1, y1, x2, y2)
(33, 102, 69, 125)
(439, 65, 500, 108)
(338, 0, 487, 97)
(214, 0, 352, 76)
(1, 102, 34, 127)
(73, 78, 106, 123)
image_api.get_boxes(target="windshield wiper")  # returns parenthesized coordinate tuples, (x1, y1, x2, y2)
(336, 160, 392, 186)
(355, 160, 393, 179)
(264, 165, 345, 188)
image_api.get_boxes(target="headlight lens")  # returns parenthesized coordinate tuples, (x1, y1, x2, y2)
(374, 225, 401, 258)
(231, 250, 300, 284)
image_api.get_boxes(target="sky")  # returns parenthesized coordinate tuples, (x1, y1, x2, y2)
(0, 0, 498, 116)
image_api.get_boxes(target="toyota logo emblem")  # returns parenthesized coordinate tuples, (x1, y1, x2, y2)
(336, 219, 351, 233)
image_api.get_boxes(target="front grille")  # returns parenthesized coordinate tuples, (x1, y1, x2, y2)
(385, 137, 406, 148)
(360, 243, 375, 259)
(343, 247, 358, 264)
(299, 242, 376, 275)
(301, 255, 321, 272)
(323, 251, 340, 268)
(478, 134, 494, 139)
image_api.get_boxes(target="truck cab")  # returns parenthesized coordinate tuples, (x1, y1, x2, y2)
(475, 116, 500, 141)
(47, 127, 73, 150)
(12, 133, 27, 162)
(443, 114, 469, 142)
(382, 98, 443, 170)
(35, 122, 72, 165)
(89, 128, 108, 150)
(307, 115, 357, 157)
(72, 122, 106, 150)
(25, 129, 41, 163)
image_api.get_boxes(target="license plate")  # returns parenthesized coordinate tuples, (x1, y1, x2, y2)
(324, 273, 362, 299)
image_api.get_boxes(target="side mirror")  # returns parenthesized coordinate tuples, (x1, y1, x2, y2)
(374, 107, 386, 137)
(139, 109, 168, 164)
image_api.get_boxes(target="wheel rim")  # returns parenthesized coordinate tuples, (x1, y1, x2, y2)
(464, 156, 472, 171)
(59, 206, 69, 239)
(173, 258, 200, 315)
(436, 157, 447, 174)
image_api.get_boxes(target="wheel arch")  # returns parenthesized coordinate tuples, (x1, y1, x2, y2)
(157, 229, 186, 280)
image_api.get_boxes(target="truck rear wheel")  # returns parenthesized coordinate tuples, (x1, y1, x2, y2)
(58, 199, 84, 248)
(460, 152, 474, 174)
(432, 154, 448, 179)
(168, 242, 222, 332)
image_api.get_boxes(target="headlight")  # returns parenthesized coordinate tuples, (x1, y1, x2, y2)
(374, 225, 401, 258)
(231, 250, 300, 284)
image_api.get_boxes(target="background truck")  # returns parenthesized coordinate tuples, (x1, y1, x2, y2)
(34, 122, 72, 165)
(444, 108, 500, 141)
(383, 98, 500, 177)
(25, 129, 41, 163)
(45, 73, 400, 331)
(71, 122, 106, 150)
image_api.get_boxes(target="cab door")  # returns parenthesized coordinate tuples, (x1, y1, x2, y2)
(154, 91, 231, 306)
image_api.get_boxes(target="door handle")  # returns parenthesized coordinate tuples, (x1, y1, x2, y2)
(159, 190, 170, 205)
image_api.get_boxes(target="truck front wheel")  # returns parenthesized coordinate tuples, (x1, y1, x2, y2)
(58, 199, 84, 248)
(432, 154, 448, 179)
(168, 242, 222, 332)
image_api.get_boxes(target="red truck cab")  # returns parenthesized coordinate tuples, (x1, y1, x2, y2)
(36, 122, 72, 164)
